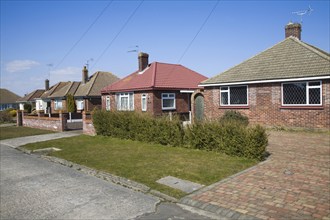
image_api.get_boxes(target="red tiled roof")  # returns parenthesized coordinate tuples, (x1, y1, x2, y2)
(101, 62, 207, 93)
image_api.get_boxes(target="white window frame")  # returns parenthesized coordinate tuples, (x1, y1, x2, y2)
(75, 99, 84, 111)
(116, 92, 134, 111)
(161, 93, 176, 110)
(281, 81, 322, 106)
(141, 94, 147, 111)
(105, 96, 111, 111)
(54, 99, 63, 110)
(220, 85, 248, 106)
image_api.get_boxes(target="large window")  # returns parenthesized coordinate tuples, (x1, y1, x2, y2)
(76, 99, 84, 110)
(282, 81, 322, 106)
(54, 99, 63, 110)
(141, 94, 147, 111)
(116, 92, 134, 111)
(220, 86, 248, 106)
(105, 96, 111, 111)
(162, 93, 176, 110)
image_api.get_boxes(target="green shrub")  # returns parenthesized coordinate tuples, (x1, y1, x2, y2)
(92, 110, 184, 147)
(24, 103, 32, 113)
(67, 94, 75, 113)
(219, 110, 249, 126)
(9, 109, 17, 117)
(185, 120, 267, 160)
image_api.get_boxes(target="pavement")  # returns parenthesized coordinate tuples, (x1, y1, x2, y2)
(180, 131, 330, 220)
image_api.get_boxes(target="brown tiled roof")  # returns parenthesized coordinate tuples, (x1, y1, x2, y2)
(202, 37, 330, 85)
(102, 62, 207, 93)
(17, 89, 45, 102)
(75, 71, 119, 97)
(40, 82, 69, 99)
(0, 88, 21, 104)
(49, 82, 80, 98)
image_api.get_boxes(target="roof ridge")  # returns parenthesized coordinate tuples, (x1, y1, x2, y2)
(294, 38, 330, 61)
(151, 62, 157, 87)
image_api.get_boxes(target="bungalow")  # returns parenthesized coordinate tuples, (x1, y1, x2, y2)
(0, 88, 21, 111)
(101, 52, 207, 120)
(74, 66, 119, 112)
(200, 22, 330, 129)
(17, 89, 45, 111)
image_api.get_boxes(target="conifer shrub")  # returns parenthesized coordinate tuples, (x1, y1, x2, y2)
(219, 110, 249, 126)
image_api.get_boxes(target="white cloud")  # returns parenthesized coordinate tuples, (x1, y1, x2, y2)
(6, 60, 40, 72)
(50, 66, 81, 76)
(48, 66, 82, 84)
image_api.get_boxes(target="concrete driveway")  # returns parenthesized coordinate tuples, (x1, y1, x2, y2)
(180, 131, 330, 220)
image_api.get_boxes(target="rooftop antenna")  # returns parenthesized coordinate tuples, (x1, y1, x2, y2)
(292, 5, 313, 24)
(127, 45, 139, 53)
(46, 63, 53, 81)
(86, 58, 94, 71)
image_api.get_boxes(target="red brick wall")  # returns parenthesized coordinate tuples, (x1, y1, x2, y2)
(101, 90, 191, 116)
(204, 79, 330, 129)
(22, 115, 65, 132)
(82, 112, 96, 136)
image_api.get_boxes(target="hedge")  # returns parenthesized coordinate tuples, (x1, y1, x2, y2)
(92, 110, 268, 160)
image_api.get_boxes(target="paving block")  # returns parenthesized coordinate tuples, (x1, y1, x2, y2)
(156, 176, 204, 193)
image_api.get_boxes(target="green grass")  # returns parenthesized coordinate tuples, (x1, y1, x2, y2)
(23, 135, 257, 198)
(0, 126, 55, 140)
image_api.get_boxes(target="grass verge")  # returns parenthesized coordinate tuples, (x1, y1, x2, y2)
(0, 126, 55, 140)
(23, 135, 257, 198)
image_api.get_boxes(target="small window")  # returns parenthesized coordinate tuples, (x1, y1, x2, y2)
(141, 94, 147, 111)
(54, 99, 63, 110)
(282, 81, 322, 106)
(116, 92, 134, 111)
(220, 86, 248, 106)
(76, 99, 84, 110)
(105, 96, 110, 111)
(162, 93, 176, 110)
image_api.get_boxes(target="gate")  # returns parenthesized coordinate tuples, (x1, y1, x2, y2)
(194, 94, 204, 121)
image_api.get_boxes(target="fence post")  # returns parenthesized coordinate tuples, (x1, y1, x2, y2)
(59, 112, 68, 131)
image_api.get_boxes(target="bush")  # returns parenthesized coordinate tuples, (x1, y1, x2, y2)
(185, 120, 267, 160)
(93, 110, 267, 160)
(24, 103, 32, 113)
(219, 110, 249, 126)
(9, 109, 17, 117)
(0, 111, 13, 123)
(93, 110, 184, 147)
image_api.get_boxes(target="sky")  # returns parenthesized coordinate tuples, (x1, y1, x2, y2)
(1, 0, 329, 97)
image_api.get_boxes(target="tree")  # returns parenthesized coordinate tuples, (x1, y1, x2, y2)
(67, 94, 75, 113)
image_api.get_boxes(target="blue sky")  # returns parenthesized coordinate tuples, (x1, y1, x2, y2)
(1, 0, 329, 96)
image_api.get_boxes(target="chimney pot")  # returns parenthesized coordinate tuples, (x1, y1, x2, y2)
(82, 66, 88, 84)
(285, 22, 302, 40)
(45, 79, 50, 90)
(138, 52, 149, 72)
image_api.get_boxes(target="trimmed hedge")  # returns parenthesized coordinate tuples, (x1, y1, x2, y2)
(93, 110, 268, 160)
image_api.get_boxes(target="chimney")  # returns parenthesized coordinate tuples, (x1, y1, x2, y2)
(82, 66, 88, 84)
(138, 52, 149, 72)
(285, 22, 302, 40)
(45, 79, 49, 90)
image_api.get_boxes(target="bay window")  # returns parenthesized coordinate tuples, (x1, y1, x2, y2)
(116, 92, 134, 111)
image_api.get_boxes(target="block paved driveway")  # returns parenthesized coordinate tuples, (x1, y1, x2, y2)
(180, 131, 330, 220)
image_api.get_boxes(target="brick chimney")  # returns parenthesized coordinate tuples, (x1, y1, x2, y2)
(82, 66, 88, 84)
(45, 79, 49, 90)
(285, 22, 302, 40)
(138, 52, 149, 72)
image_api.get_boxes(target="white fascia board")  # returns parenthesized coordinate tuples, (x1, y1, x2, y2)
(199, 75, 330, 87)
(180, 90, 195, 93)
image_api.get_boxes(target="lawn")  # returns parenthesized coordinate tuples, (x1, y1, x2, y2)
(23, 135, 258, 198)
(0, 126, 55, 140)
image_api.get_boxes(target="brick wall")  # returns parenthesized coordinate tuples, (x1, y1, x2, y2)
(204, 79, 330, 129)
(21, 114, 66, 132)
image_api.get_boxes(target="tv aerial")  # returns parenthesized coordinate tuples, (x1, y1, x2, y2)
(86, 58, 94, 70)
(127, 45, 139, 53)
(46, 63, 53, 80)
(292, 5, 313, 24)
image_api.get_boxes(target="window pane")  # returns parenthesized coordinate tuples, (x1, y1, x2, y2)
(163, 99, 174, 108)
(221, 92, 228, 105)
(309, 88, 321, 104)
(221, 87, 228, 91)
(141, 96, 146, 111)
(283, 83, 306, 104)
(309, 81, 320, 86)
(129, 93, 134, 110)
(121, 97, 128, 110)
(230, 86, 247, 105)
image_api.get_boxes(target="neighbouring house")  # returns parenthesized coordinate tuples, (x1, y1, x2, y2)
(101, 52, 208, 120)
(17, 89, 45, 111)
(0, 88, 21, 111)
(35, 81, 71, 114)
(74, 66, 119, 112)
(200, 22, 330, 129)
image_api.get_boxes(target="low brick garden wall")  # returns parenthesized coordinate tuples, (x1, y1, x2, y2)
(19, 112, 67, 132)
(82, 112, 96, 136)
